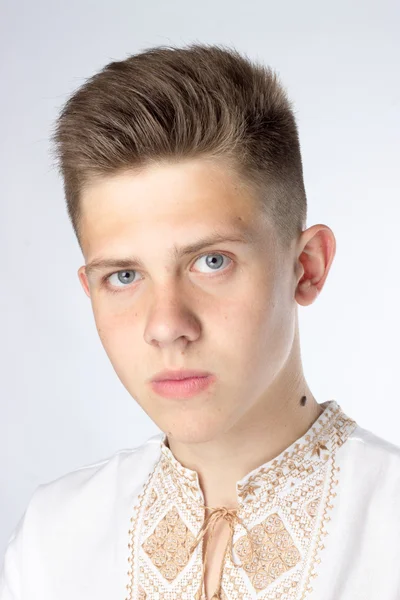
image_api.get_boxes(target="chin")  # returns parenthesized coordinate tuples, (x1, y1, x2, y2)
(166, 424, 220, 445)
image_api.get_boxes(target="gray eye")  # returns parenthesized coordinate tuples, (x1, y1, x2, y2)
(194, 253, 230, 273)
(206, 254, 224, 269)
(107, 270, 139, 287)
(117, 270, 137, 284)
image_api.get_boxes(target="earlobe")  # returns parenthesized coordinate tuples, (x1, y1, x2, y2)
(295, 278, 320, 307)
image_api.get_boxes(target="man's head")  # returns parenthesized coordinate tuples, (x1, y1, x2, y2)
(51, 44, 335, 443)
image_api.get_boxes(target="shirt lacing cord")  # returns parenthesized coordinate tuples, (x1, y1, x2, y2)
(188, 505, 257, 600)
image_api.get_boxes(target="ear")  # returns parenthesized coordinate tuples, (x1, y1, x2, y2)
(77, 266, 91, 298)
(295, 224, 336, 307)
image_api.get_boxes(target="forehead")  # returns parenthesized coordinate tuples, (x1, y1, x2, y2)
(79, 159, 272, 256)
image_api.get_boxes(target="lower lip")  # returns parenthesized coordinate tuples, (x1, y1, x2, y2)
(150, 375, 214, 399)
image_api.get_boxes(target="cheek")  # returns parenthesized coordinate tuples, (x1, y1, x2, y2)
(94, 313, 144, 390)
(93, 304, 136, 356)
(219, 285, 275, 337)
(227, 289, 294, 375)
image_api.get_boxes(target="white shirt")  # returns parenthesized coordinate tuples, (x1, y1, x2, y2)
(1, 399, 400, 600)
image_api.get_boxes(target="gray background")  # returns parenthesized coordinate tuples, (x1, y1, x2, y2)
(1, 0, 399, 558)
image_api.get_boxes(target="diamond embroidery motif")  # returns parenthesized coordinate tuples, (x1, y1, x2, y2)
(142, 505, 196, 581)
(233, 512, 301, 591)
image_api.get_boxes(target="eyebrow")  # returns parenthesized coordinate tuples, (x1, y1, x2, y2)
(85, 229, 257, 277)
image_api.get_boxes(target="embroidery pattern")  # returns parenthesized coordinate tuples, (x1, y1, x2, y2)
(142, 504, 197, 580)
(125, 400, 357, 600)
(233, 512, 301, 590)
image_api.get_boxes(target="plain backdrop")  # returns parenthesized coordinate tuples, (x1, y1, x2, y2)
(1, 0, 399, 559)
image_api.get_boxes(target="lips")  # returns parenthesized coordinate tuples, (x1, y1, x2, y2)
(150, 374, 215, 399)
(151, 369, 212, 382)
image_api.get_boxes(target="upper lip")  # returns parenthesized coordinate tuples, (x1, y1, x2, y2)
(151, 369, 212, 382)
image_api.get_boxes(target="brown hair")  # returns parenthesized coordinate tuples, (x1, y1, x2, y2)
(50, 43, 307, 251)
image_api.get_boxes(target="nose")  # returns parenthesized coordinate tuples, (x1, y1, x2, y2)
(143, 285, 201, 347)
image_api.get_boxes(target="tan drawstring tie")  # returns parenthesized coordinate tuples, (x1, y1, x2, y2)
(188, 504, 257, 600)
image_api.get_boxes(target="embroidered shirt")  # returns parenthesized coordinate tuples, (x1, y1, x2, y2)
(2, 399, 400, 600)
(128, 399, 357, 599)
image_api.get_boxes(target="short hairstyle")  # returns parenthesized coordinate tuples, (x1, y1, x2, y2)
(51, 43, 307, 251)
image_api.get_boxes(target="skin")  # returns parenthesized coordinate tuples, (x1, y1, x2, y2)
(77, 157, 336, 512)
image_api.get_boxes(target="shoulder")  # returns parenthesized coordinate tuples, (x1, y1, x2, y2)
(0, 434, 164, 596)
(4, 432, 164, 557)
(339, 423, 400, 490)
(347, 423, 400, 462)
(30, 432, 164, 513)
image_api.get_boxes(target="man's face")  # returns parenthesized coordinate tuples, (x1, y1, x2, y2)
(78, 159, 298, 443)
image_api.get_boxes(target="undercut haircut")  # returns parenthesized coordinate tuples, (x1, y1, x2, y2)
(51, 43, 307, 251)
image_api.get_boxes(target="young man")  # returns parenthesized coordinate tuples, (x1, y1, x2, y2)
(1, 43, 399, 600)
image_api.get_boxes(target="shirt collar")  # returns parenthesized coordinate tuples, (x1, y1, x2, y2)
(159, 399, 354, 506)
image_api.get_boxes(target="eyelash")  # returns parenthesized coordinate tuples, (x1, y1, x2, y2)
(101, 252, 233, 295)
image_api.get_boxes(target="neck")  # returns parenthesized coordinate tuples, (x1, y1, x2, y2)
(165, 365, 322, 510)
